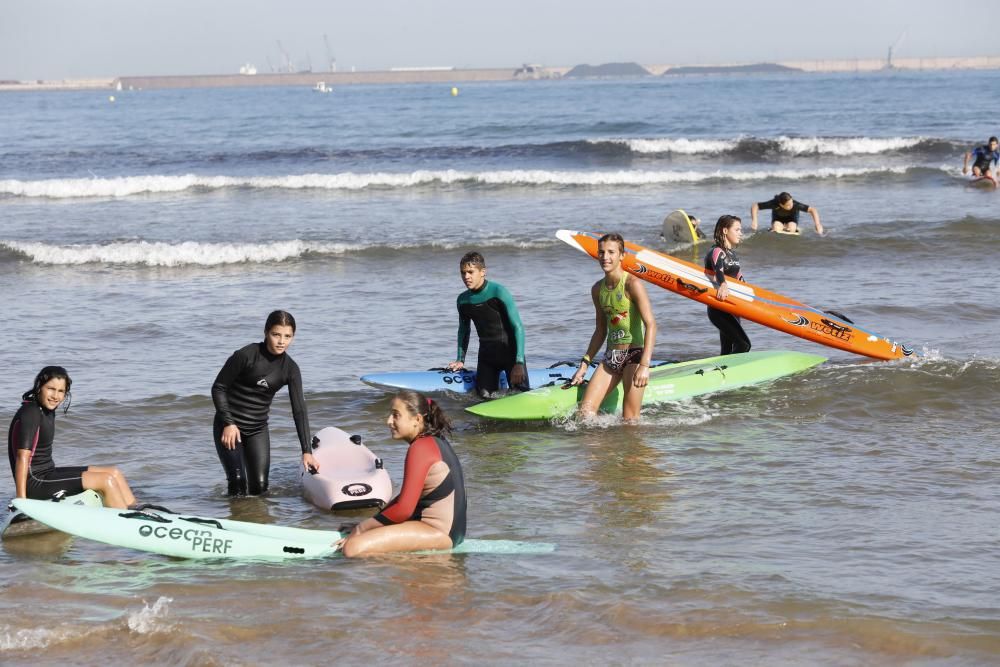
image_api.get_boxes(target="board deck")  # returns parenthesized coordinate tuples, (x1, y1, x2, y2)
(557, 229, 913, 360)
(466, 350, 826, 420)
(361, 360, 590, 394)
(2, 490, 103, 539)
(969, 175, 998, 189)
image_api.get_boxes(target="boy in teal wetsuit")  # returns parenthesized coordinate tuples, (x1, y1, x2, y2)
(446, 252, 529, 398)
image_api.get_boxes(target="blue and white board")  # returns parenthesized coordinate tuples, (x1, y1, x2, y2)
(11, 498, 555, 560)
(361, 360, 592, 394)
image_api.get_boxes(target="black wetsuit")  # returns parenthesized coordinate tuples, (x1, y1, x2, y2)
(211, 342, 311, 496)
(971, 145, 1000, 173)
(8, 400, 87, 499)
(704, 245, 751, 355)
(757, 196, 810, 226)
(456, 280, 529, 397)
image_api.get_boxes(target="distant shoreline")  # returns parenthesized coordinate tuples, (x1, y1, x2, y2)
(3, 55, 999, 92)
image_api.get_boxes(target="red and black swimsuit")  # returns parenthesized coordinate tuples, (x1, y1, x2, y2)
(373, 435, 466, 545)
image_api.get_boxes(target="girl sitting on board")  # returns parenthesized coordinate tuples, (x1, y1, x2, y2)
(211, 310, 318, 496)
(340, 390, 466, 557)
(704, 215, 751, 355)
(568, 233, 658, 422)
(8, 366, 139, 509)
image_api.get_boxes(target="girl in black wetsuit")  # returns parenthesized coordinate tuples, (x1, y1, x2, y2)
(211, 311, 317, 495)
(704, 215, 751, 355)
(8, 366, 139, 509)
(340, 390, 466, 557)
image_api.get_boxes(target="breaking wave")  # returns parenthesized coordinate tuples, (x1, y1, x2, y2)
(0, 165, 928, 199)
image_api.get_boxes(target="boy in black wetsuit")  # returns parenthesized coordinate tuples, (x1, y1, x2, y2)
(963, 136, 1000, 183)
(750, 192, 824, 235)
(446, 252, 529, 398)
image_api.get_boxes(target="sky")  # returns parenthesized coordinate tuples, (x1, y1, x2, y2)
(2, 0, 998, 80)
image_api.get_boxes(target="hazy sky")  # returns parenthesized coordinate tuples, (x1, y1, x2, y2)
(2, 0, 998, 80)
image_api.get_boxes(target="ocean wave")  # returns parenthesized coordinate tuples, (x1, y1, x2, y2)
(0, 236, 556, 266)
(0, 239, 352, 266)
(599, 135, 959, 157)
(0, 166, 927, 199)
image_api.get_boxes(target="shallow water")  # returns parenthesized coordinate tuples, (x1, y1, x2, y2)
(2, 70, 999, 665)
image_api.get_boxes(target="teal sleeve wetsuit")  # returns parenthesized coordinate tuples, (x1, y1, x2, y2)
(456, 280, 529, 396)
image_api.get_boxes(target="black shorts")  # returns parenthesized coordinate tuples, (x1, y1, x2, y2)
(603, 347, 643, 373)
(973, 159, 993, 173)
(26, 466, 88, 499)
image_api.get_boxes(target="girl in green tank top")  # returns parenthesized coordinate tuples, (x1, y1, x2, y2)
(569, 233, 658, 422)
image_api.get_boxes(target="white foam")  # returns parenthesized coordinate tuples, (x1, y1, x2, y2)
(0, 626, 64, 650)
(604, 138, 735, 154)
(599, 136, 925, 156)
(1, 239, 359, 266)
(0, 165, 919, 199)
(127, 596, 172, 634)
(0, 236, 556, 266)
(776, 136, 925, 156)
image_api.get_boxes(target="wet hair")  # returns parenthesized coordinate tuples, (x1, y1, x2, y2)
(459, 251, 486, 269)
(990, 136, 998, 144)
(597, 233, 626, 253)
(264, 310, 296, 334)
(713, 215, 742, 248)
(776, 192, 793, 205)
(23, 366, 73, 413)
(393, 390, 453, 437)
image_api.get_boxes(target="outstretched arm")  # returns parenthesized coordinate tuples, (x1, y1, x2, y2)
(571, 283, 608, 385)
(287, 364, 318, 471)
(449, 301, 472, 370)
(750, 202, 759, 231)
(963, 151, 971, 174)
(808, 206, 824, 235)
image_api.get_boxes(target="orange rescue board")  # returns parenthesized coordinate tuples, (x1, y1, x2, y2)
(557, 229, 914, 361)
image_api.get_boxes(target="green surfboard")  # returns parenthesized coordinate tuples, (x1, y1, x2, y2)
(10, 499, 555, 560)
(465, 350, 826, 420)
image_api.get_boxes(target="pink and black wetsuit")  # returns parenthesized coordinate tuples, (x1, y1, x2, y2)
(704, 245, 751, 355)
(7, 400, 86, 499)
(373, 434, 466, 546)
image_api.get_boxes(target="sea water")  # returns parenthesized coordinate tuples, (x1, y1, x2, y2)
(2, 70, 999, 665)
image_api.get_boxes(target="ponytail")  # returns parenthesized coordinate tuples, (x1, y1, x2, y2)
(394, 390, 453, 437)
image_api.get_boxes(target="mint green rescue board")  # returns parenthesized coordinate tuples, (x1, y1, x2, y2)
(9, 499, 555, 560)
(3, 490, 103, 539)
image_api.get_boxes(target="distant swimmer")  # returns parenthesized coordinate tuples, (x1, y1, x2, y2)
(8, 366, 139, 509)
(340, 391, 466, 557)
(704, 216, 751, 355)
(962, 136, 999, 185)
(751, 192, 824, 235)
(211, 310, 317, 496)
(447, 251, 529, 398)
(568, 233, 658, 423)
